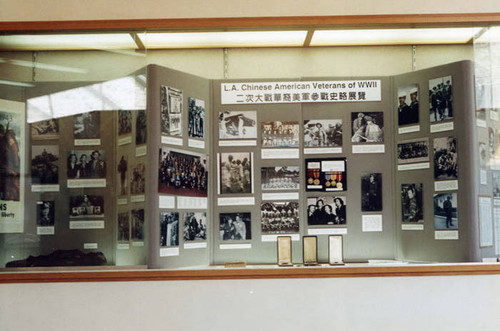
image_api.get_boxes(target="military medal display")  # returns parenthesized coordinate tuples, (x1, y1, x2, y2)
(305, 158, 347, 192)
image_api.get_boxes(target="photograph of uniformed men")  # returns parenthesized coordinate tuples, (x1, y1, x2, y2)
(69, 195, 104, 218)
(188, 97, 205, 139)
(361, 173, 382, 212)
(262, 121, 300, 147)
(117, 212, 130, 241)
(117, 155, 128, 196)
(433, 137, 458, 180)
(67, 150, 106, 179)
(397, 139, 429, 164)
(219, 212, 251, 241)
(493, 172, 500, 198)
(261, 202, 299, 234)
(434, 193, 458, 229)
(36, 201, 55, 226)
(397, 84, 419, 126)
(401, 183, 423, 223)
(351, 112, 384, 143)
(160, 212, 179, 246)
(31, 119, 59, 140)
(261, 166, 300, 191)
(219, 152, 252, 194)
(307, 196, 346, 226)
(183, 212, 207, 241)
(118, 110, 132, 136)
(31, 145, 59, 185)
(218, 110, 257, 139)
(303, 119, 342, 147)
(135, 109, 147, 145)
(131, 209, 145, 240)
(429, 76, 453, 122)
(130, 163, 146, 195)
(74, 111, 100, 139)
(160, 85, 183, 136)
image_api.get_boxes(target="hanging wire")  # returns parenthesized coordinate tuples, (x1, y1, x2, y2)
(412, 45, 417, 71)
(223, 48, 229, 79)
(32, 51, 37, 82)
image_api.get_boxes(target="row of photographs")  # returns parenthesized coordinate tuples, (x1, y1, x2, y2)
(117, 209, 145, 242)
(159, 212, 208, 246)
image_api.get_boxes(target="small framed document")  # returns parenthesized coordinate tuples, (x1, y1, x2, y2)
(328, 235, 344, 265)
(303, 236, 318, 266)
(277, 236, 293, 266)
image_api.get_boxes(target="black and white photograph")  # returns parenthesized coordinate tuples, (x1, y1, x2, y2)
(401, 183, 424, 223)
(118, 110, 132, 136)
(131, 209, 145, 240)
(159, 148, 208, 197)
(117, 212, 130, 241)
(397, 84, 419, 126)
(74, 111, 100, 139)
(219, 212, 251, 241)
(434, 193, 458, 229)
(188, 97, 205, 139)
(479, 143, 488, 167)
(31, 119, 59, 140)
(305, 158, 347, 192)
(31, 145, 59, 185)
(219, 152, 252, 194)
(117, 155, 128, 196)
(351, 112, 384, 143)
(489, 127, 496, 156)
(69, 195, 104, 218)
(303, 119, 342, 147)
(429, 76, 453, 122)
(397, 139, 429, 164)
(361, 173, 382, 212)
(307, 196, 347, 226)
(67, 150, 106, 179)
(262, 121, 300, 147)
(261, 166, 300, 191)
(160, 85, 183, 136)
(434, 137, 458, 180)
(160, 212, 179, 246)
(261, 202, 299, 234)
(183, 212, 207, 241)
(130, 162, 146, 195)
(493, 172, 500, 198)
(219, 110, 257, 139)
(135, 109, 147, 145)
(36, 201, 55, 226)
(476, 108, 487, 121)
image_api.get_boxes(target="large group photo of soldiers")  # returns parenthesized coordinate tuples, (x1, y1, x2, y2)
(261, 121, 300, 148)
(261, 202, 299, 234)
(429, 76, 453, 122)
(401, 183, 423, 223)
(303, 119, 342, 147)
(160, 85, 183, 136)
(31, 145, 59, 185)
(219, 212, 251, 241)
(188, 97, 205, 139)
(307, 197, 346, 226)
(397, 139, 429, 164)
(219, 152, 252, 194)
(351, 112, 384, 143)
(433, 136, 458, 180)
(261, 166, 300, 191)
(397, 84, 419, 126)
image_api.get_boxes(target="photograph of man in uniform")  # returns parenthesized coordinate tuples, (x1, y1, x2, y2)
(429, 76, 453, 122)
(351, 112, 384, 143)
(131, 209, 145, 240)
(117, 212, 130, 241)
(135, 109, 147, 145)
(188, 98, 205, 139)
(361, 173, 382, 212)
(117, 155, 128, 196)
(401, 183, 423, 223)
(397, 84, 419, 126)
(434, 193, 458, 229)
(37, 201, 55, 227)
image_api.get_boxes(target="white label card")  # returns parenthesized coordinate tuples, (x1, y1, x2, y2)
(398, 125, 420, 134)
(159, 195, 176, 209)
(477, 119, 487, 128)
(117, 198, 128, 205)
(490, 110, 499, 121)
(161, 136, 183, 146)
(362, 215, 383, 232)
(304, 147, 342, 154)
(188, 139, 205, 149)
(131, 195, 145, 203)
(69, 221, 105, 229)
(37, 226, 55, 235)
(434, 231, 459, 240)
(494, 208, 500, 255)
(261, 148, 299, 159)
(480, 170, 488, 185)
(308, 228, 347, 235)
(31, 185, 60, 192)
(67, 179, 106, 188)
(219, 243, 252, 250)
(321, 160, 345, 172)
(132, 241, 145, 247)
(402, 224, 424, 230)
(118, 136, 132, 146)
(479, 196, 494, 247)
(398, 162, 430, 171)
(83, 243, 98, 249)
(219, 140, 257, 147)
(261, 234, 300, 242)
(136, 145, 147, 157)
(160, 247, 180, 257)
(430, 121, 454, 133)
(117, 243, 130, 250)
(184, 242, 207, 249)
(74, 139, 101, 146)
(217, 197, 255, 206)
(178, 196, 208, 209)
(262, 192, 299, 201)
(352, 144, 385, 154)
(434, 180, 458, 191)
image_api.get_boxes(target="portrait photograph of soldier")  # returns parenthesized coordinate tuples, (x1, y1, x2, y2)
(31, 145, 59, 185)
(261, 202, 299, 234)
(219, 152, 252, 194)
(31, 118, 59, 140)
(493, 172, 500, 198)
(74, 111, 100, 139)
(135, 109, 147, 145)
(117, 155, 128, 196)
(433, 136, 458, 180)
(361, 173, 382, 212)
(158, 148, 208, 197)
(397, 84, 419, 126)
(219, 212, 251, 241)
(434, 193, 458, 229)
(160, 85, 183, 136)
(131, 209, 145, 240)
(307, 196, 346, 226)
(429, 76, 453, 122)
(69, 195, 104, 218)
(401, 183, 423, 223)
(36, 201, 55, 227)
(351, 112, 384, 143)
(183, 212, 207, 241)
(261, 166, 300, 191)
(397, 139, 429, 164)
(118, 110, 132, 136)
(160, 212, 179, 246)
(130, 162, 145, 195)
(261, 121, 299, 148)
(188, 97, 205, 139)
(67, 150, 106, 179)
(303, 119, 342, 147)
(219, 110, 257, 139)
(117, 212, 130, 242)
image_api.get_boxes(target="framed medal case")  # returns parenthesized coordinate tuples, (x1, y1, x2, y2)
(305, 158, 347, 192)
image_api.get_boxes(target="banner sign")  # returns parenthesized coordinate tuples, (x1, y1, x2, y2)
(221, 80, 381, 104)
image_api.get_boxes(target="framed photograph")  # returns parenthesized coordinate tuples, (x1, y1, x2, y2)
(277, 236, 292, 266)
(117, 212, 130, 242)
(305, 158, 347, 192)
(493, 172, 500, 198)
(74, 111, 100, 139)
(351, 112, 384, 143)
(135, 109, 147, 145)
(159, 147, 208, 197)
(31, 119, 59, 140)
(31, 145, 59, 185)
(261, 201, 299, 234)
(188, 97, 205, 139)
(262, 121, 299, 147)
(429, 76, 453, 122)
(160, 212, 180, 247)
(361, 173, 382, 212)
(130, 162, 146, 195)
(118, 110, 132, 136)
(303, 119, 342, 147)
(261, 166, 299, 191)
(476, 108, 487, 121)
(434, 193, 458, 229)
(183, 212, 207, 241)
(397, 84, 419, 126)
(218, 152, 252, 194)
(160, 85, 183, 136)
(479, 143, 488, 167)
(328, 235, 344, 265)
(69, 195, 104, 218)
(219, 110, 257, 139)
(303, 236, 318, 266)
(67, 150, 106, 179)
(397, 138, 429, 164)
(433, 136, 458, 180)
(131, 209, 145, 240)
(219, 212, 251, 241)
(36, 201, 55, 226)
(117, 155, 128, 196)
(307, 196, 346, 226)
(489, 127, 496, 156)
(401, 183, 424, 223)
